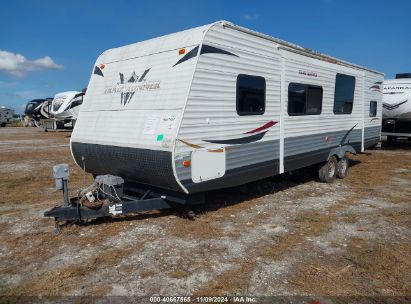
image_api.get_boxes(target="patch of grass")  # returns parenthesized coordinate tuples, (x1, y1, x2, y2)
(382, 210, 411, 227)
(4, 247, 133, 296)
(290, 238, 411, 295)
(169, 270, 189, 279)
(195, 259, 255, 296)
(295, 212, 324, 223)
(170, 218, 223, 240)
(140, 270, 155, 279)
(340, 210, 358, 224)
(9, 121, 24, 127)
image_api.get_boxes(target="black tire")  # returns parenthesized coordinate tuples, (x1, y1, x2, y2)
(318, 156, 337, 183)
(337, 156, 349, 179)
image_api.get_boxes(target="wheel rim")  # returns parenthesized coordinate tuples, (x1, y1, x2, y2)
(328, 161, 336, 178)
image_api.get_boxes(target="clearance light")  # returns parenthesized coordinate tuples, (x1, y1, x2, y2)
(99, 64, 105, 69)
(179, 48, 186, 55)
(182, 160, 191, 167)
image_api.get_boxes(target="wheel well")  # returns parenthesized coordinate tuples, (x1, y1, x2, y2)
(327, 145, 356, 161)
(331, 153, 340, 160)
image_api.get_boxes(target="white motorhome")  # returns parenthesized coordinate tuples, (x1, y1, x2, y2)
(70, 21, 383, 200)
(51, 90, 85, 128)
(382, 73, 411, 142)
(0, 107, 15, 127)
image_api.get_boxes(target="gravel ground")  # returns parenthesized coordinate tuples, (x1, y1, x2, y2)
(0, 127, 410, 298)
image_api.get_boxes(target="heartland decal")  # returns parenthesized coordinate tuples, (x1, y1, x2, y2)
(103, 68, 161, 105)
(299, 70, 317, 77)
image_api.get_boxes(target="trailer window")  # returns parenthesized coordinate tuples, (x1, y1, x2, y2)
(333, 73, 355, 114)
(288, 83, 323, 115)
(369, 101, 377, 117)
(70, 96, 83, 109)
(236, 74, 265, 116)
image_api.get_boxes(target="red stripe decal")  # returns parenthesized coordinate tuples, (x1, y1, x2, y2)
(244, 120, 278, 134)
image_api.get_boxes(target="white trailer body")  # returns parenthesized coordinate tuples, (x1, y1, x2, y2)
(51, 91, 85, 123)
(71, 21, 383, 196)
(381, 74, 411, 139)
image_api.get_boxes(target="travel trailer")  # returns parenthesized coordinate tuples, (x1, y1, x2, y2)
(24, 98, 53, 127)
(382, 73, 411, 142)
(0, 107, 15, 127)
(45, 21, 383, 223)
(50, 90, 86, 127)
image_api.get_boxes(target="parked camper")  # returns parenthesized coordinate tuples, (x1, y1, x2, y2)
(45, 21, 383, 223)
(382, 73, 411, 143)
(50, 89, 86, 128)
(0, 106, 15, 127)
(24, 98, 53, 127)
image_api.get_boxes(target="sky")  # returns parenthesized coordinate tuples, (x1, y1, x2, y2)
(0, 0, 410, 113)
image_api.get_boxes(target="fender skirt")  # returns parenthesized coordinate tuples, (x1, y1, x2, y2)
(328, 145, 357, 160)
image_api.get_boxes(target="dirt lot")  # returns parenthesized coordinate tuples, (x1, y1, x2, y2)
(0, 127, 410, 298)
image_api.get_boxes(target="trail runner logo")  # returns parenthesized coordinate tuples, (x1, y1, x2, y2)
(103, 68, 161, 105)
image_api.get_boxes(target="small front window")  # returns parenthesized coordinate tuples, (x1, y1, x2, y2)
(369, 101, 377, 117)
(236, 74, 266, 116)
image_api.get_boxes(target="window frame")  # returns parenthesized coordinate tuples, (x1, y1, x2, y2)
(369, 100, 377, 117)
(333, 73, 356, 115)
(236, 74, 266, 116)
(287, 82, 323, 116)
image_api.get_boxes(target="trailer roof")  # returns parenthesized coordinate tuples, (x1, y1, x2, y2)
(219, 21, 384, 76)
(98, 24, 210, 64)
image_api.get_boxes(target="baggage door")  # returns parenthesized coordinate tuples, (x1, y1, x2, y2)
(191, 148, 226, 183)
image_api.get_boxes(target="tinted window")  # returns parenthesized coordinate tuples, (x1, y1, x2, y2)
(288, 83, 323, 115)
(236, 74, 265, 115)
(70, 95, 83, 109)
(369, 101, 377, 117)
(26, 103, 34, 111)
(334, 73, 355, 114)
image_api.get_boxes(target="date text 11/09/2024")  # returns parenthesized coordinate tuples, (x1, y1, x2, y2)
(149, 296, 257, 303)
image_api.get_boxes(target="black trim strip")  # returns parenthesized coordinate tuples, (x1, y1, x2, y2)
(203, 131, 267, 145)
(93, 66, 104, 77)
(200, 44, 239, 57)
(173, 44, 239, 67)
(173, 46, 199, 67)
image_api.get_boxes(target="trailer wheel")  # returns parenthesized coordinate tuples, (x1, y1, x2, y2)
(336, 156, 349, 179)
(318, 156, 337, 183)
